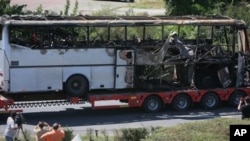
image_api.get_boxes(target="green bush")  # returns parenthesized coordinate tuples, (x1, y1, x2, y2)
(119, 128, 149, 141)
(63, 127, 74, 141)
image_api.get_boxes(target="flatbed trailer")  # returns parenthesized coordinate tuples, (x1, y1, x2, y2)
(88, 87, 249, 112)
(0, 87, 248, 113)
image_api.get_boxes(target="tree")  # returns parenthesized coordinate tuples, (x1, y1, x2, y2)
(224, 1, 250, 26)
(164, 0, 243, 16)
(0, 0, 26, 15)
(164, 0, 250, 27)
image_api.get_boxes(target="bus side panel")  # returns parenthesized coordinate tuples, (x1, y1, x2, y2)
(10, 67, 62, 92)
(63, 48, 115, 65)
(91, 66, 114, 89)
(10, 68, 36, 92)
(36, 67, 62, 90)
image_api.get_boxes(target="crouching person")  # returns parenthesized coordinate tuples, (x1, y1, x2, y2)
(237, 96, 250, 119)
(34, 121, 51, 141)
(40, 123, 65, 141)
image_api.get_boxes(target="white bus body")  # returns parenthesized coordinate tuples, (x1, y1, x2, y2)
(0, 42, 132, 93)
(0, 21, 135, 96)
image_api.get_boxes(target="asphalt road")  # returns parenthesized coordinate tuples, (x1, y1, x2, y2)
(0, 103, 241, 136)
(11, 0, 165, 16)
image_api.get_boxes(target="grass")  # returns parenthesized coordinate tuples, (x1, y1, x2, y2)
(0, 117, 248, 141)
(129, 0, 165, 9)
(143, 118, 249, 141)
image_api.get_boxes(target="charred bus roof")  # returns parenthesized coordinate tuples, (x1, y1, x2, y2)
(0, 15, 247, 28)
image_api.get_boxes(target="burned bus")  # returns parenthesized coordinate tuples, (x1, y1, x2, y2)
(0, 15, 249, 99)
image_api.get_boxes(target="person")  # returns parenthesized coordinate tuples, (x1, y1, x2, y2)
(237, 96, 250, 119)
(4, 111, 18, 141)
(40, 122, 65, 141)
(33, 121, 51, 141)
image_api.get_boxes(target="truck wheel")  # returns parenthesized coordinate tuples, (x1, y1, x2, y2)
(143, 96, 162, 113)
(65, 75, 88, 97)
(201, 92, 219, 110)
(171, 94, 191, 112)
(229, 90, 246, 107)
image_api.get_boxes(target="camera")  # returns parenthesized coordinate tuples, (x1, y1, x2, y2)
(15, 113, 26, 127)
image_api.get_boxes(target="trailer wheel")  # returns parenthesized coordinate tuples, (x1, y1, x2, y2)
(65, 75, 88, 97)
(201, 92, 220, 110)
(229, 90, 246, 107)
(171, 94, 191, 112)
(143, 96, 162, 113)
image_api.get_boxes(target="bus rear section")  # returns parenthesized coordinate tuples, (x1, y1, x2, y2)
(0, 50, 5, 92)
(0, 24, 11, 93)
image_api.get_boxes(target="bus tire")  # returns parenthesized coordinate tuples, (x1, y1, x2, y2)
(171, 94, 191, 112)
(143, 95, 162, 113)
(201, 92, 220, 110)
(229, 90, 246, 107)
(65, 75, 88, 97)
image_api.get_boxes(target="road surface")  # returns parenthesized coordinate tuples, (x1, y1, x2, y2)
(11, 0, 165, 16)
(0, 103, 241, 136)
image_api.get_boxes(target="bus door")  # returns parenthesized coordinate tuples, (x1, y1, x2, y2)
(115, 49, 134, 89)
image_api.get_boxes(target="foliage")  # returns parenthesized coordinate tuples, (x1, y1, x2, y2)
(119, 128, 149, 141)
(164, 0, 243, 16)
(35, 4, 43, 15)
(63, 127, 75, 141)
(143, 118, 249, 141)
(163, 0, 250, 27)
(64, 0, 70, 16)
(72, 0, 78, 16)
(0, 0, 26, 15)
(165, 0, 213, 15)
(224, 2, 250, 26)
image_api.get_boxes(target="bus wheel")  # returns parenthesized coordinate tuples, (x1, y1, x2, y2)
(65, 75, 88, 97)
(171, 94, 191, 112)
(201, 92, 220, 110)
(143, 96, 162, 113)
(229, 90, 246, 107)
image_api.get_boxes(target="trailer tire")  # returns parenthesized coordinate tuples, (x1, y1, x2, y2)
(201, 92, 220, 110)
(143, 96, 162, 113)
(65, 75, 88, 97)
(229, 90, 246, 107)
(171, 94, 191, 112)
